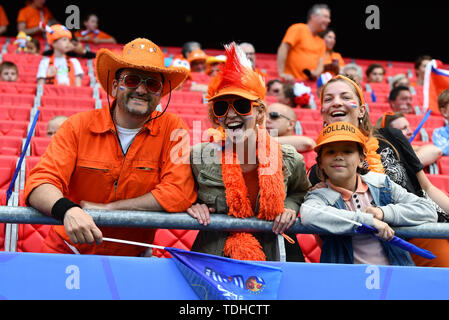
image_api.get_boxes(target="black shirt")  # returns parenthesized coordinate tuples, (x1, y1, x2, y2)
(375, 127, 424, 195)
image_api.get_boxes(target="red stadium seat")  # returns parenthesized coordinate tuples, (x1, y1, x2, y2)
(0, 93, 35, 107)
(0, 136, 24, 156)
(40, 96, 96, 109)
(0, 155, 19, 205)
(42, 84, 93, 97)
(29, 137, 52, 157)
(0, 106, 32, 121)
(152, 229, 199, 258)
(37, 106, 91, 123)
(0, 82, 36, 95)
(427, 174, 449, 196)
(0, 120, 29, 138)
(438, 156, 449, 175)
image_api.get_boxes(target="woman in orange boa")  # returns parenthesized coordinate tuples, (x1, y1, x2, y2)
(187, 43, 311, 261)
(311, 75, 449, 268)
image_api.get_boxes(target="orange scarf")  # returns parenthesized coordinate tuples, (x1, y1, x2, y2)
(365, 136, 385, 173)
(219, 127, 285, 261)
(46, 55, 76, 86)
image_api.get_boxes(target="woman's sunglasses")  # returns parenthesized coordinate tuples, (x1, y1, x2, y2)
(119, 74, 163, 94)
(212, 98, 260, 118)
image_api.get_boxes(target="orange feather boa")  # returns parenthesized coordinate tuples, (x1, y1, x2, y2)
(220, 128, 285, 261)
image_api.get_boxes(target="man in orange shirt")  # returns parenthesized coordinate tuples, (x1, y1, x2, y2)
(25, 38, 197, 256)
(277, 4, 331, 82)
(17, 0, 54, 38)
(0, 5, 9, 35)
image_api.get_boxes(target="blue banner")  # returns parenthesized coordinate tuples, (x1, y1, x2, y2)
(167, 247, 283, 300)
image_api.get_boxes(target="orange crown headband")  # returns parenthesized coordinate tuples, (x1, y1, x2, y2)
(320, 74, 366, 107)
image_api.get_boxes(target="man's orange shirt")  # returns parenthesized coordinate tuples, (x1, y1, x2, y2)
(0, 5, 9, 27)
(24, 104, 197, 256)
(282, 23, 326, 80)
(17, 5, 53, 30)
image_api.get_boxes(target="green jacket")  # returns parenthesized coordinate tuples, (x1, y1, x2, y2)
(190, 142, 311, 260)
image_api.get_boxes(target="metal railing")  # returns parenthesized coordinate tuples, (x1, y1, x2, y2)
(2, 206, 449, 255)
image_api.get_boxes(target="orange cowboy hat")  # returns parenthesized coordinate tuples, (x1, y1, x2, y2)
(95, 38, 188, 97)
(314, 121, 367, 153)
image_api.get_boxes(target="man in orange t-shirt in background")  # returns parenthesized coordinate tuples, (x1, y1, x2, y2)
(0, 5, 9, 35)
(17, 0, 54, 38)
(277, 4, 331, 82)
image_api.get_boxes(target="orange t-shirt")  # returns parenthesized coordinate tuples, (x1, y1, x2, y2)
(323, 51, 345, 67)
(17, 5, 53, 31)
(74, 30, 114, 42)
(282, 23, 326, 80)
(0, 5, 9, 27)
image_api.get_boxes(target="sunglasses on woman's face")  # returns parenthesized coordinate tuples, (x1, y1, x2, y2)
(268, 111, 291, 121)
(119, 74, 163, 94)
(212, 98, 260, 118)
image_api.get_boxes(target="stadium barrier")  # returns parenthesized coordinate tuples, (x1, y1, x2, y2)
(1, 206, 449, 258)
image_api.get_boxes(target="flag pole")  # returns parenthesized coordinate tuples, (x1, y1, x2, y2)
(409, 109, 432, 143)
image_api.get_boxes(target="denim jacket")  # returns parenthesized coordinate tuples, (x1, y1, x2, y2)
(301, 171, 437, 266)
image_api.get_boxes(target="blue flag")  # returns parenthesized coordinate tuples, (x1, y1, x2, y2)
(166, 247, 283, 300)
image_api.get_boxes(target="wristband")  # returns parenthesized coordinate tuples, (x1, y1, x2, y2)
(51, 198, 82, 221)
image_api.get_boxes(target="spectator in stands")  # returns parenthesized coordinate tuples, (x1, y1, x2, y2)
(432, 89, 449, 156)
(301, 121, 437, 265)
(43, 34, 96, 59)
(17, 0, 55, 38)
(188, 49, 208, 73)
(0, 61, 18, 82)
(310, 75, 449, 267)
(278, 82, 313, 108)
(374, 112, 443, 167)
(366, 63, 385, 83)
(278, 83, 296, 107)
(206, 55, 225, 77)
(26, 37, 41, 55)
(0, 5, 9, 35)
(388, 85, 414, 114)
(340, 63, 363, 85)
(239, 42, 267, 78)
(266, 103, 316, 152)
(277, 4, 330, 82)
(36, 25, 84, 87)
(25, 38, 196, 256)
(267, 79, 283, 97)
(321, 28, 344, 76)
(46, 115, 68, 137)
(74, 13, 117, 44)
(414, 55, 432, 87)
(390, 73, 410, 89)
(187, 43, 310, 262)
(182, 41, 201, 60)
